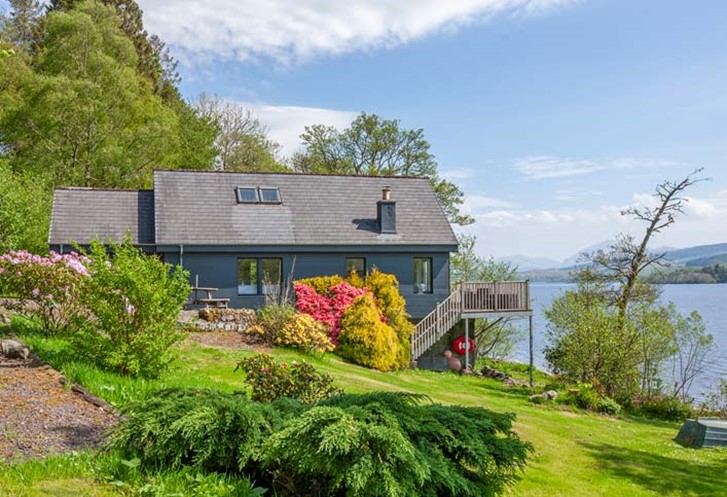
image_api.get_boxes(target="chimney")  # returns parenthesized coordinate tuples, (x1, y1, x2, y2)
(377, 186, 396, 234)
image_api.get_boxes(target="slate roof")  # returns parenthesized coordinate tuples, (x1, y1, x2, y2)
(50, 171, 458, 248)
(49, 189, 155, 245)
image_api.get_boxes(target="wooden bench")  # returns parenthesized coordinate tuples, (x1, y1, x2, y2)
(197, 297, 230, 309)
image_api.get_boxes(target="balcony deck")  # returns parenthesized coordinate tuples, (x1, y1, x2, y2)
(459, 281, 532, 318)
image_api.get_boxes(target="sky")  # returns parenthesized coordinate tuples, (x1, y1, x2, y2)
(19, 0, 727, 261)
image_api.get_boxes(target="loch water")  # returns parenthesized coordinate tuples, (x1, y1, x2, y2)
(512, 283, 727, 399)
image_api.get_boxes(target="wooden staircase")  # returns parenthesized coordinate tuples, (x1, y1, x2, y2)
(411, 281, 531, 361)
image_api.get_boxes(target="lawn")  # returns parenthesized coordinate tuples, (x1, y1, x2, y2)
(3, 329, 727, 497)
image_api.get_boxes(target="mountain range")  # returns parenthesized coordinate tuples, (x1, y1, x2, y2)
(505, 242, 727, 281)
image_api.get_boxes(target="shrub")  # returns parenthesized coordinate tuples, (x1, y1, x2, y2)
(362, 268, 414, 369)
(293, 281, 367, 344)
(74, 239, 191, 378)
(337, 294, 400, 371)
(110, 388, 285, 473)
(597, 396, 622, 415)
(278, 312, 333, 353)
(266, 392, 532, 497)
(246, 303, 297, 346)
(236, 353, 341, 404)
(0, 250, 89, 334)
(635, 395, 691, 422)
(294, 275, 344, 295)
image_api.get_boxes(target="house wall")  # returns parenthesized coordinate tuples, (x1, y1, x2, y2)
(162, 249, 450, 319)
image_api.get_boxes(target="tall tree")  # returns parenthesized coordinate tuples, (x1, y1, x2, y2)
(0, 0, 43, 52)
(2, 1, 179, 187)
(292, 113, 473, 225)
(196, 94, 288, 172)
(545, 170, 713, 403)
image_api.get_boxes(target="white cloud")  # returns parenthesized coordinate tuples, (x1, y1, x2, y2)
(459, 190, 727, 260)
(441, 167, 478, 180)
(514, 155, 682, 180)
(137, 0, 578, 64)
(238, 102, 356, 156)
(464, 194, 518, 211)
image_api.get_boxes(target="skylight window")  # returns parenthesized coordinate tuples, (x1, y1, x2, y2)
(236, 187, 258, 203)
(259, 187, 281, 204)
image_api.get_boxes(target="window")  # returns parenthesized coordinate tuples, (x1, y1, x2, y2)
(236, 187, 258, 203)
(236, 186, 282, 204)
(237, 257, 282, 295)
(346, 257, 366, 276)
(261, 258, 282, 295)
(259, 187, 282, 204)
(413, 258, 432, 294)
(237, 258, 258, 294)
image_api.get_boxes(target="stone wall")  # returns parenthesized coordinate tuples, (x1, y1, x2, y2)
(179, 308, 256, 333)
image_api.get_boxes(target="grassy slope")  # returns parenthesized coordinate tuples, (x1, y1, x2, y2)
(4, 334, 727, 497)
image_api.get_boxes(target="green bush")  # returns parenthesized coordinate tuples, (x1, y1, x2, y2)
(247, 303, 297, 347)
(111, 389, 531, 497)
(268, 392, 532, 497)
(597, 396, 622, 415)
(635, 395, 691, 422)
(236, 353, 341, 404)
(110, 387, 286, 473)
(337, 294, 400, 371)
(74, 239, 191, 378)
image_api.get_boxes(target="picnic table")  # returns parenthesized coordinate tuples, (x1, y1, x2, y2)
(191, 286, 230, 309)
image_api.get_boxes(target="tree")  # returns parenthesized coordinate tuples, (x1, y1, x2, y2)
(292, 113, 473, 225)
(2, 1, 179, 187)
(196, 94, 288, 172)
(0, 160, 51, 253)
(544, 170, 713, 403)
(451, 234, 522, 358)
(670, 310, 714, 401)
(0, 0, 43, 52)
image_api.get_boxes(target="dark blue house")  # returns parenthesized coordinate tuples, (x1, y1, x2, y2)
(49, 170, 458, 319)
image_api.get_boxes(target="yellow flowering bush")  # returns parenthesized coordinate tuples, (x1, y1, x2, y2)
(277, 313, 334, 354)
(337, 294, 399, 372)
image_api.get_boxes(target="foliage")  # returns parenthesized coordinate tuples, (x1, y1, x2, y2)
(1, 0, 43, 52)
(361, 268, 414, 368)
(236, 353, 341, 404)
(2, 1, 179, 187)
(699, 379, 727, 417)
(634, 395, 691, 422)
(74, 239, 190, 378)
(266, 392, 531, 497)
(278, 312, 334, 353)
(247, 302, 297, 346)
(0, 158, 51, 254)
(564, 384, 622, 415)
(0, 249, 89, 334)
(196, 94, 287, 172)
(337, 294, 400, 372)
(293, 280, 368, 344)
(294, 274, 344, 295)
(110, 387, 284, 473)
(669, 310, 714, 401)
(292, 112, 473, 225)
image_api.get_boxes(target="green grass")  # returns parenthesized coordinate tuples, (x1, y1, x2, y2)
(3, 326, 727, 497)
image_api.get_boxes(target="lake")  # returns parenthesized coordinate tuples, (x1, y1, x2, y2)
(511, 283, 727, 399)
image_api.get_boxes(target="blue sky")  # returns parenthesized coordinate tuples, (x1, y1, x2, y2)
(33, 1, 727, 260)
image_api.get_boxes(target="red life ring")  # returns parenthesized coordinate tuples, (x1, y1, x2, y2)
(452, 336, 476, 356)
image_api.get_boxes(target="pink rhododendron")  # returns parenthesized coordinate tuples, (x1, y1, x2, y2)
(294, 281, 369, 344)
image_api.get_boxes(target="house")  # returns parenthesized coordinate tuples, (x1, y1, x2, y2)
(49, 170, 458, 319)
(49, 169, 532, 371)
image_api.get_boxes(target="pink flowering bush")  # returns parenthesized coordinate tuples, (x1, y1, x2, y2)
(235, 353, 341, 404)
(294, 281, 368, 344)
(0, 249, 89, 334)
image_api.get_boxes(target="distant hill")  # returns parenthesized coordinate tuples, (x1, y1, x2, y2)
(665, 243, 727, 265)
(503, 241, 727, 283)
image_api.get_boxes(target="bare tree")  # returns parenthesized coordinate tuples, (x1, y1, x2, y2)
(587, 168, 707, 319)
(195, 94, 286, 172)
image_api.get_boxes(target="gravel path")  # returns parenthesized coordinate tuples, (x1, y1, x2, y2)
(0, 351, 118, 463)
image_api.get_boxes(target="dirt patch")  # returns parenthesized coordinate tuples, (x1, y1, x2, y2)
(0, 352, 118, 463)
(186, 330, 265, 350)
